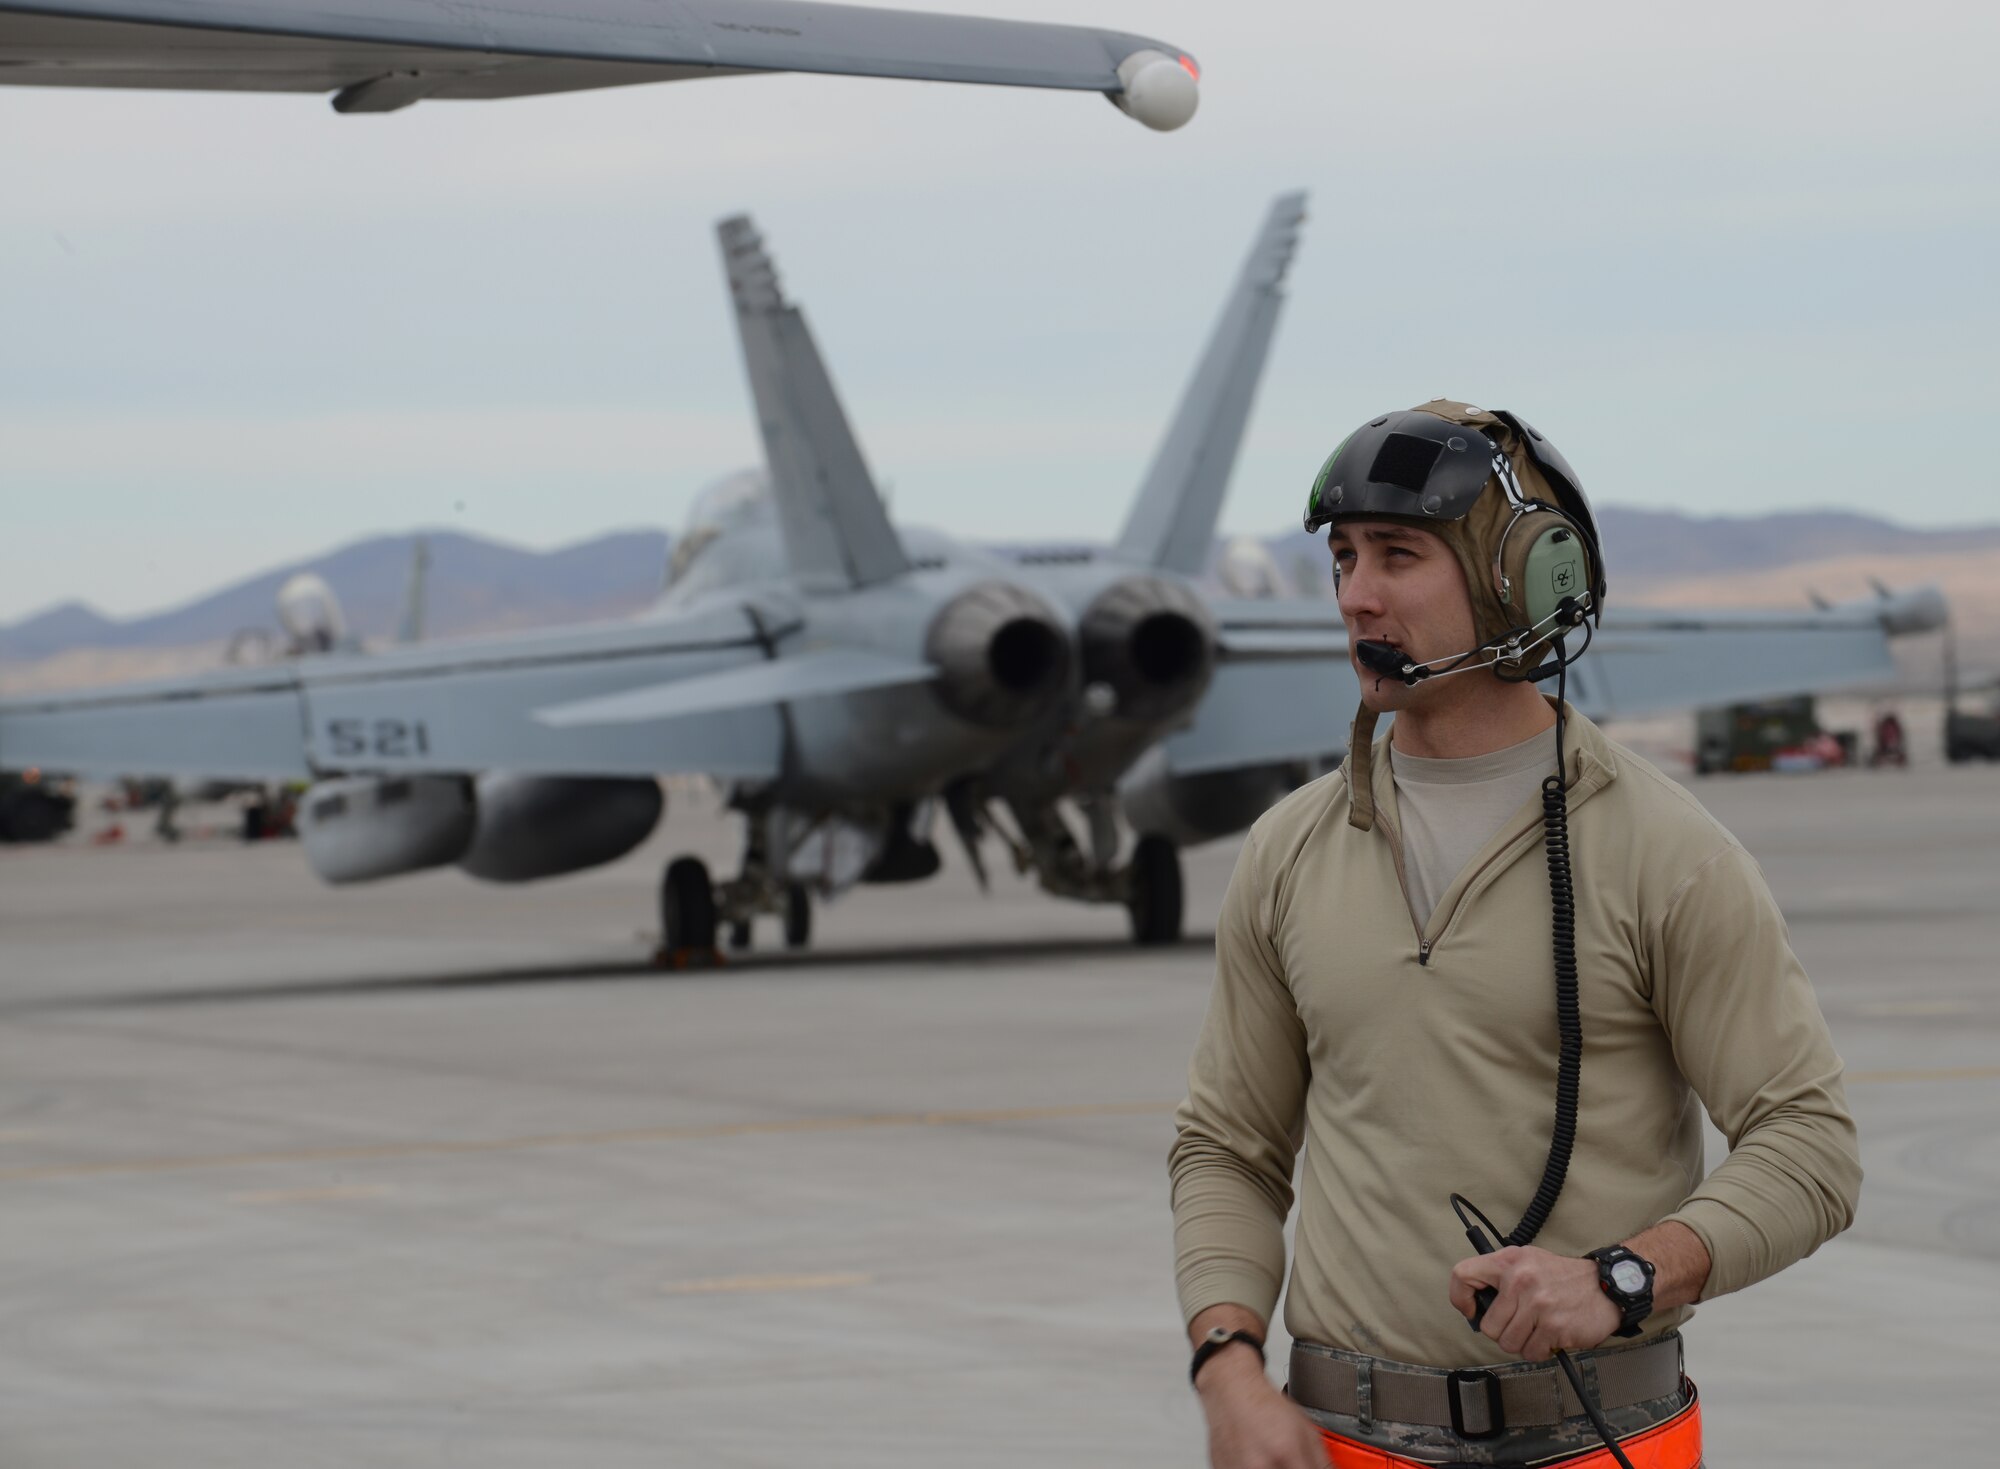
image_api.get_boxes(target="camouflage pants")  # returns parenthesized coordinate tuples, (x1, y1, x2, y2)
(1295, 1339, 1697, 1467)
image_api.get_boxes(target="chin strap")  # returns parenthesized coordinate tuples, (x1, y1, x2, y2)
(1345, 704, 1382, 831)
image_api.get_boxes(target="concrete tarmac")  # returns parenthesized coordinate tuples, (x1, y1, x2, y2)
(1, 761, 1996, 1467)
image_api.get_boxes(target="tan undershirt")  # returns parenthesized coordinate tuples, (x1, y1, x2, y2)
(1391, 727, 1558, 930)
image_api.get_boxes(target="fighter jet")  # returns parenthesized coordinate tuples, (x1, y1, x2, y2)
(0, 193, 1313, 958)
(0, 0, 1201, 130)
(0, 194, 1946, 958)
(686, 190, 1946, 948)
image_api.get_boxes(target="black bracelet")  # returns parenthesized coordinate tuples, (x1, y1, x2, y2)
(1189, 1328, 1265, 1387)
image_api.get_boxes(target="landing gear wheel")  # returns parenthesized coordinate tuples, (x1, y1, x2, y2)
(727, 919, 752, 952)
(784, 883, 812, 950)
(1126, 834, 1184, 947)
(660, 856, 718, 962)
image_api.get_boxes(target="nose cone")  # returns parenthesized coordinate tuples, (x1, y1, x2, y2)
(1079, 576, 1217, 724)
(925, 582, 1072, 728)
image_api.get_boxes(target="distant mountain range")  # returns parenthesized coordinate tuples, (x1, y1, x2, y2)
(1262, 508, 2000, 599)
(0, 529, 671, 662)
(5, 507, 1998, 671)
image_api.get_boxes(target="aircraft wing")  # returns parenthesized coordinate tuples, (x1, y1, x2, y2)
(0, 0, 1199, 125)
(0, 598, 825, 783)
(1568, 592, 1943, 722)
(1157, 589, 1945, 778)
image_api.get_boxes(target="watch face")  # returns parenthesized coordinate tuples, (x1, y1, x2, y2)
(1610, 1259, 1648, 1295)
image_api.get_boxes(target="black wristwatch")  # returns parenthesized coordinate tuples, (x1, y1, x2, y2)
(1189, 1326, 1265, 1386)
(1585, 1245, 1656, 1338)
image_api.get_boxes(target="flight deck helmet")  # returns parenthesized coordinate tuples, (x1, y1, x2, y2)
(1306, 401, 1605, 832)
(1305, 400, 1606, 666)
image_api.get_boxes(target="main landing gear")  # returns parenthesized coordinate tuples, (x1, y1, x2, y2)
(658, 857, 719, 967)
(655, 794, 1188, 963)
(655, 820, 815, 968)
(723, 880, 813, 953)
(956, 788, 1184, 947)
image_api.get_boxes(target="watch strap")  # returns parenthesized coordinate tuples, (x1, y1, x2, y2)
(1189, 1328, 1265, 1387)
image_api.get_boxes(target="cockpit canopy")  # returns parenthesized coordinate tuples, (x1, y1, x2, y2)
(667, 469, 773, 587)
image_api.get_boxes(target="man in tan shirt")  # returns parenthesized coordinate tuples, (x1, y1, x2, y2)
(1170, 403, 1859, 1468)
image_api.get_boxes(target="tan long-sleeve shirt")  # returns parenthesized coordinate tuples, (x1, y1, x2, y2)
(1169, 706, 1860, 1369)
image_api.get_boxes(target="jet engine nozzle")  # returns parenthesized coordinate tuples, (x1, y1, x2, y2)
(925, 582, 1071, 729)
(1079, 576, 1217, 725)
(1108, 49, 1200, 132)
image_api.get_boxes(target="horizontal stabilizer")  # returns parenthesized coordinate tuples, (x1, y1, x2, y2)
(1210, 597, 1348, 658)
(1115, 191, 1307, 575)
(1161, 654, 1354, 776)
(534, 648, 934, 728)
(1158, 600, 1350, 774)
(719, 213, 911, 592)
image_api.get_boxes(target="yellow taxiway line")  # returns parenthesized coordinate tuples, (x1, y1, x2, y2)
(3, 1067, 1993, 1188)
(229, 1182, 393, 1206)
(0, 1100, 1174, 1185)
(662, 1272, 870, 1296)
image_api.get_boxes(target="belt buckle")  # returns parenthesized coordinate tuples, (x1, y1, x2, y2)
(1446, 1368, 1504, 1440)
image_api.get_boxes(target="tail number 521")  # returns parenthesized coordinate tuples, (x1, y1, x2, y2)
(325, 718, 432, 759)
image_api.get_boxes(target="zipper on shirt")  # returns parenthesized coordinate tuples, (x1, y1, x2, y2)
(1368, 804, 1430, 963)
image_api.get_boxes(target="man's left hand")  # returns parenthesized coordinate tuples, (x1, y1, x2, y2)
(1448, 1247, 1620, 1360)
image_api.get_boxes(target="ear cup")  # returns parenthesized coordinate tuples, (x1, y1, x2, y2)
(1495, 511, 1593, 631)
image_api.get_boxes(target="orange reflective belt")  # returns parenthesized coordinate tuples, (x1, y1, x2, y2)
(1319, 1391, 1701, 1469)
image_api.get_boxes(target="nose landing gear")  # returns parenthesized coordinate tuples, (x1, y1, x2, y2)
(655, 813, 818, 968)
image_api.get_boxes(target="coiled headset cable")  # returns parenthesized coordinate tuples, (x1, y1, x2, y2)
(1448, 630, 1640, 1469)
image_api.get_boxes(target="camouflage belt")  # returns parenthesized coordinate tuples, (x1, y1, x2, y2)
(1289, 1334, 1686, 1460)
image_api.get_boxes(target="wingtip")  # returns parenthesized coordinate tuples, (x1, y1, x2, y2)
(1109, 48, 1200, 131)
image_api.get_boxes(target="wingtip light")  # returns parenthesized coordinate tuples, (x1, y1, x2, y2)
(1111, 48, 1200, 132)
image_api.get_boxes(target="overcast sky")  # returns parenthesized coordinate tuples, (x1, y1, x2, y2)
(3, 0, 1995, 622)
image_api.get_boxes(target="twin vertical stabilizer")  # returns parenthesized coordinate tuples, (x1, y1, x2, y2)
(1114, 192, 1307, 575)
(718, 215, 912, 592)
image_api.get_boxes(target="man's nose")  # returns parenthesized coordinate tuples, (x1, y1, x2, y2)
(1337, 561, 1385, 616)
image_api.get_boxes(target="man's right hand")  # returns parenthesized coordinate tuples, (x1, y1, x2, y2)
(1190, 1315, 1325, 1469)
